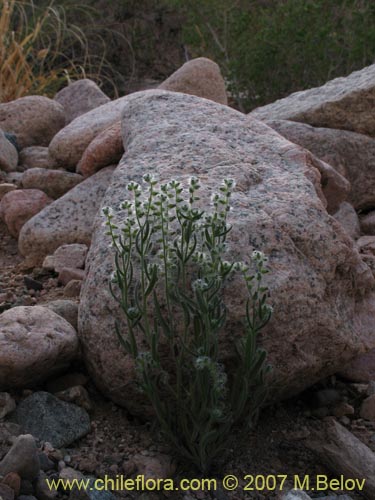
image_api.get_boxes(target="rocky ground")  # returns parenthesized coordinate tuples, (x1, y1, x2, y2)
(2, 58, 375, 500)
(1, 218, 373, 500)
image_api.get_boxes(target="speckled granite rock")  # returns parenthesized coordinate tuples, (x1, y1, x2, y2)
(77, 122, 123, 177)
(12, 392, 90, 448)
(264, 120, 375, 211)
(78, 91, 375, 414)
(18, 166, 114, 263)
(21, 168, 83, 199)
(49, 91, 165, 169)
(0, 306, 78, 389)
(250, 63, 375, 136)
(333, 202, 361, 240)
(54, 79, 110, 124)
(159, 57, 227, 105)
(43, 244, 88, 272)
(19, 147, 58, 170)
(0, 130, 18, 173)
(0, 189, 53, 238)
(0, 96, 65, 149)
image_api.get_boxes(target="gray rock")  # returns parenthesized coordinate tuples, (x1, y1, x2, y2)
(263, 119, 375, 211)
(78, 90, 375, 413)
(0, 434, 40, 481)
(12, 392, 90, 448)
(54, 79, 110, 124)
(44, 300, 79, 330)
(0, 306, 78, 389)
(21, 168, 83, 199)
(333, 202, 361, 240)
(0, 130, 18, 173)
(18, 166, 115, 264)
(251, 63, 375, 137)
(0, 96, 65, 149)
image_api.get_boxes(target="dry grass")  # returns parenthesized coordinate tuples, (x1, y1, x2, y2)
(0, 0, 116, 102)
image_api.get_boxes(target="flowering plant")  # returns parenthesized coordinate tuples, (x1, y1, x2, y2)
(103, 175, 272, 473)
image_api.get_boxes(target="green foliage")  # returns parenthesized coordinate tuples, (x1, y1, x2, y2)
(104, 175, 272, 473)
(164, 0, 375, 110)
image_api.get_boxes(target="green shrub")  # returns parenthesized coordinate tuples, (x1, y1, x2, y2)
(103, 175, 272, 473)
(165, 0, 375, 110)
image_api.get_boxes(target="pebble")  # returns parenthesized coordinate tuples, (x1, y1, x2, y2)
(0, 434, 40, 481)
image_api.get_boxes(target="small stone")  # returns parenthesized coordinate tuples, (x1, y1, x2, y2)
(42, 244, 88, 273)
(0, 393, 16, 419)
(55, 386, 92, 412)
(63, 280, 82, 298)
(332, 402, 355, 418)
(12, 392, 91, 448)
(360, 394, 375, 420)
(23, 276, 43, 291)
(59, 467, 84, 481)
(367, 381, 375, 396)
(0, 434, 40, 481)
(133, 452, 175, 479)
(2, 472, 21, 496)
(58, 268, 85, 286)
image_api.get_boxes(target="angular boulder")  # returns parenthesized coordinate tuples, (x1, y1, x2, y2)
(0, 306, 78, 389)
(264, 120, 375, 211)
(18, 166, 115, 263)
(250, 63, 375, 137)
(78, 91, 375, 414)
(0, 189, 53, 238)
(21, 168, 83, 199)
(0, 96, 65, 149)
(0, 130, 18, 173)
(159, 57, 228, 105)
(77, 121, 123, 177)
(54, 79, 110, 124)
(12, 392, 90, 448)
